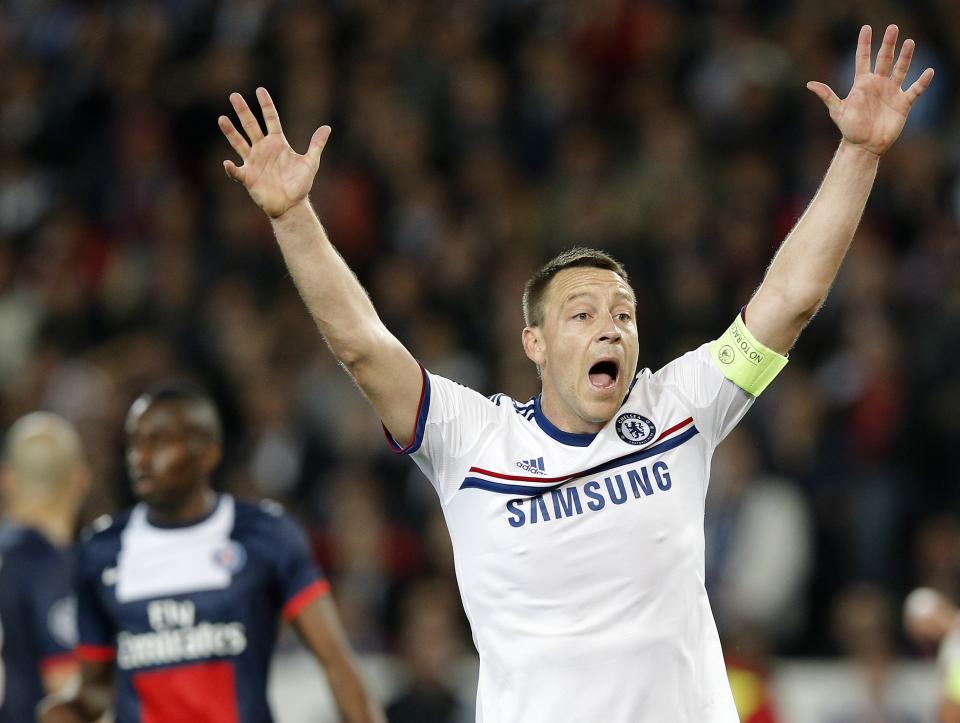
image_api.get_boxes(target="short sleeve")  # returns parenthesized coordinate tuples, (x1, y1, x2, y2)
(268, 511, 330, 621)
(74, 541, 116, 662)
(29, 553, 76, 666)
(385, 370, 502, 503)
(652, 343, 754, 450)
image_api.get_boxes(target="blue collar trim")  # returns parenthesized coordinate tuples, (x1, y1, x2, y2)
(533, 395, 599, 447)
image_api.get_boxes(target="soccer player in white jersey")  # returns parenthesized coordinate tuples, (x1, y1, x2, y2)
(218, 24, 933, 722)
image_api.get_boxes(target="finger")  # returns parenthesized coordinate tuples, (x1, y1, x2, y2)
(904, 67, 935, 106)
(229, 92, 265, 143)
(256, 87, 284, 136)
(223, 159, 245, 184)
(891, 38, 915, 86)
(305, 125, 332, 169)
(806, 81, 842, 114)
(855, 25, 872, 76)
(874, 24, 898, 76)
(218, 115, 249, 159)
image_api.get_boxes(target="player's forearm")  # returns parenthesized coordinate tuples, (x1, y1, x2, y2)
(37, 695, 107, 723)
(747, 140, 879, 351)
(325, 660, 387, 723)
(270, 199, 390, 368)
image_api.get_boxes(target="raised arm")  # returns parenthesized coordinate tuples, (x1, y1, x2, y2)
(219, 88, 423, 445)
(746, 24, 934, 353)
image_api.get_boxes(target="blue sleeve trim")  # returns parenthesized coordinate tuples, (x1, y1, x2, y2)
(382, 364, 431, 456)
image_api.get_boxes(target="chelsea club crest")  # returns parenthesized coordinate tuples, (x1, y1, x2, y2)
(615, 413, 656, 446)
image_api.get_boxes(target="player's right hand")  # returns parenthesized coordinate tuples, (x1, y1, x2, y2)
(219, 87, 331, 219)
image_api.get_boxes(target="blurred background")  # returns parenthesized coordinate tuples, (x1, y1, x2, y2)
(1, 0, 959, 720)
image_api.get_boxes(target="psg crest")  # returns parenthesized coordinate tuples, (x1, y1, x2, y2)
(213, 541, 247, 574)
(615, 413, 656, 446)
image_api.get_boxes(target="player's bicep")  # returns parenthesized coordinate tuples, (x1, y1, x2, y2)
(343, 329, 423, 449)
(380, 369, 499, 501)
(744, 285, 809, 355)
(707, 310, 788, 401)
(656, 342, 763, 450)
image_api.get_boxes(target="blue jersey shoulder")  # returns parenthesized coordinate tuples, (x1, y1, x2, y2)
(232, 498, 323, 585)
(80, 509, 133, 542)
(232, 498, 306, 547)
(0, 523, 64, 576)
(77, 509, 132, 572)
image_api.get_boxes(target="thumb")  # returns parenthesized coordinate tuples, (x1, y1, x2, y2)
(223, 160, 245, 184)
(806, 81, 842, 114)
(306, 125, 332, 170)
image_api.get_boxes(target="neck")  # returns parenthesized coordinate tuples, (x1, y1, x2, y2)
(538, 388, 604, 435)
(148, 488, 217, 526)
(6, 501, 74, 547)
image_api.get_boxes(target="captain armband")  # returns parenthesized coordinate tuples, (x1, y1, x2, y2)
(708, 313, 788, 396)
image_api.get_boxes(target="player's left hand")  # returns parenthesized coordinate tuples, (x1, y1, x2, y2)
(807, 24, 934, 157)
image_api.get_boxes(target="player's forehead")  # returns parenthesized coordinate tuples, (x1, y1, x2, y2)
(125, 398, 191, 437)
(544, 267, 635, 310)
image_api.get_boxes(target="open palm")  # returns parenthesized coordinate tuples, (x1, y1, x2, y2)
(807, 25, 934, 156)
(219, 88, 330, 219)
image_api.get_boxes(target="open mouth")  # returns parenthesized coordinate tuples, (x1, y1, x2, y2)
(588, 360, 619, 390)
(133, 475, 155, 493)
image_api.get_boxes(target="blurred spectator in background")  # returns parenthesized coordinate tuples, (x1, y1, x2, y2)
(386, 578, 471, 723)
(725, 633, 780, 723)
(0, 412, 89, 721)
(707, 426, 813, 647)
(904, 587, 960, 723)
(826, 584, 921, 723)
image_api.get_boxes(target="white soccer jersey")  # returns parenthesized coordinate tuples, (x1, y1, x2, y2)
(388, 343, 753, 722)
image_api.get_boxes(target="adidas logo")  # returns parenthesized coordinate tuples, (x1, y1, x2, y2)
(516, 457, 546, 475)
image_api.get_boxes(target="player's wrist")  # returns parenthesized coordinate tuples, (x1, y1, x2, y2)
(838, 138, 883, 162)
(270, 198, 316, 229)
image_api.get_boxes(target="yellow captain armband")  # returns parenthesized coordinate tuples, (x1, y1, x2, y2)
(709, 312, 788, 396)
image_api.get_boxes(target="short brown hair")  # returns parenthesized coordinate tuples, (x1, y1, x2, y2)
(522, 247, 630, 327)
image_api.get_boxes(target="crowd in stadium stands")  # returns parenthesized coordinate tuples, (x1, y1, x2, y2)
(1, 0, 959, 701)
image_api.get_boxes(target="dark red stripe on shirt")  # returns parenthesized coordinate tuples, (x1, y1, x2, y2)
(282, 579, 331, 621)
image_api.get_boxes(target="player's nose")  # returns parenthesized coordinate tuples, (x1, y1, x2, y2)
(596, 316, 622, 343)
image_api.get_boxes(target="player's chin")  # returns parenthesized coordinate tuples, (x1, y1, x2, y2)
(581, 388, 621, 420)
(133, 477, 156, 499)
(132, 479, 169, 507)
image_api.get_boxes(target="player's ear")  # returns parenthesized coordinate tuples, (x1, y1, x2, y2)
(71, 461, 92, 503)
(522, 326, 546, 369)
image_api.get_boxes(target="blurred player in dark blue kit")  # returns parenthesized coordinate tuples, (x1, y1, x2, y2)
(40, 382, 384, 723)
(0, 412, 89, 722)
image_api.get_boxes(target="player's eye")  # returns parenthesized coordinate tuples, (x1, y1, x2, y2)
(573, 312, 589, 321)
(615, 313, 632, 322)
